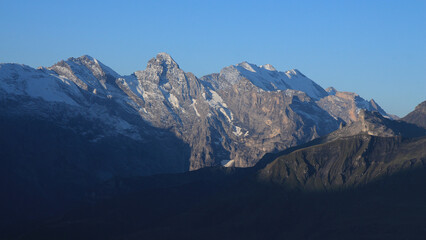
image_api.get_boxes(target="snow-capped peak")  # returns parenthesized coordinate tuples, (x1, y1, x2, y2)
(64, 55, 95, 63)
(57, 55, 120, 79)
(260, 64, 276, 71)
(46, 55, 123, 97)
(217, 62, 328, 100)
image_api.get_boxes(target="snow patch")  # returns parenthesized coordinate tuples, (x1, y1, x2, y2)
(191, 99, 201, 117)
(233, 126, 243, 136)
(207, 90, 228, 108)
(221, 159, 235, 167)
(167, 93, 180, 109)
(204, 90, 234, 122)
(219, 108, 233, 122)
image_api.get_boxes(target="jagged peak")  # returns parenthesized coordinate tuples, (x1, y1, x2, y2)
(48, 59, 70, 71)
(148, 52, 180, 69)
(47, 55, 121, 91)
(79, 54, 95, 61)
(66, 54, 97, 63)
(50, 55, 97, 69)
(260, 64, 276, 71)
(49, 55, 118, 77)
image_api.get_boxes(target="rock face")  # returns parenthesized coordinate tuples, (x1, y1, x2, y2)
(402, 101, 426, 128)
(0, 53, 394, 171)
(317, 87, 391, 123)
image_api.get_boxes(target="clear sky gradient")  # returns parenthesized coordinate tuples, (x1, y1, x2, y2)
(1, 0, 425, 117)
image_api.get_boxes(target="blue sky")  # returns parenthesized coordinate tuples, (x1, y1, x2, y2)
(0, 0, 425, 116)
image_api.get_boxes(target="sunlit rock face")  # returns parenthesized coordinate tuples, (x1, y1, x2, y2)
(316, 87, 392, 123)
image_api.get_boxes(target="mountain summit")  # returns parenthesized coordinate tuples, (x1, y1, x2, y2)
(147, 52, 180, 69)
(402, 101, 426, 128)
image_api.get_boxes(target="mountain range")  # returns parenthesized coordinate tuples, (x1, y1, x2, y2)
(0, 53, 393, 170)
(1, 53, 425, 239)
